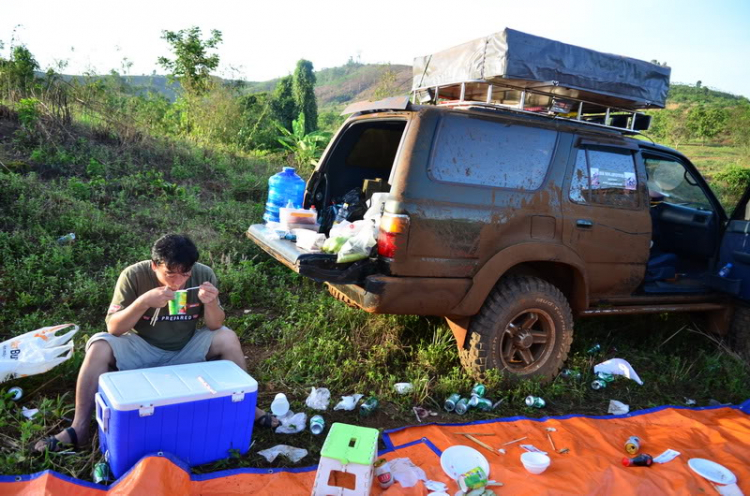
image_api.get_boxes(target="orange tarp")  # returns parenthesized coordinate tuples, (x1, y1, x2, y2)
(2, 403, 749, 495)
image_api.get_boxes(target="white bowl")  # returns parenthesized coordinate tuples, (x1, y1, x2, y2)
(521, 452, 551, 475)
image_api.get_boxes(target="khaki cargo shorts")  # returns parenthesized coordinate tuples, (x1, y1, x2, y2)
(86, 327, 221, 371)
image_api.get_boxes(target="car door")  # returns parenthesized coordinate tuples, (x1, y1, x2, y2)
(561, 139, 651, 299)
(715, 184, 750, 301)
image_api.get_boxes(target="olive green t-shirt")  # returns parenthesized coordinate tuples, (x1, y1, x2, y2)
(105, 261, 220, 351)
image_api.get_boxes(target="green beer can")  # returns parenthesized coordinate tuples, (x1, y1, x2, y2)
(359, 397, 379, 417)
(475, 397, 494, 411)
(93, 462, 111, 484)
(454, 397, 470, 415)
(525, 395, 546, 408)
(444, 393, 461, 412)
(471, 383, 486, 398)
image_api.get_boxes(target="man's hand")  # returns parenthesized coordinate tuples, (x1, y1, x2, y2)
(197, 282, 220, 305)
(141, 286, 175, 308)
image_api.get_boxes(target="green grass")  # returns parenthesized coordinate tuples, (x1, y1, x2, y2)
(0, 98, 749, 483)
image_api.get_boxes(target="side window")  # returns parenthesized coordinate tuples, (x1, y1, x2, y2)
(430, 115, 557, 190)
(569, 147, 638, 208)
(644, 157, 713, 211)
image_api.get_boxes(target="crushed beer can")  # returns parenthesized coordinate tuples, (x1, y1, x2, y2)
(587, 343, 602, 355)
(454, 397, 470, 415)
(591, 379, 607, 390)
(625, 436, 641, 455)
(93, 462, 112, 484)
(359, 397, 379, 417)
(560, 369, 582, 381)
(373, 458, 394, 489)
(596, 371, 615, 383)
(525, 395, 546, 408)
(457, 466, 488, 492)
(444, 393, 461, 412)
(471, 383, 486, 398)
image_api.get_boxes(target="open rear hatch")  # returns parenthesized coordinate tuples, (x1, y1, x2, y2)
(246, 224, 377, 284)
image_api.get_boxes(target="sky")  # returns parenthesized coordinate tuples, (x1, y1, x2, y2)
(3, 0, 750, 97)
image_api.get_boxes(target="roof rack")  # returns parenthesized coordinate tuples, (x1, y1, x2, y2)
(411, 80, 651, 135)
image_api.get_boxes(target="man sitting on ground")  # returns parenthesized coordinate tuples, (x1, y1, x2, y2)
(35, 233, 277, 452)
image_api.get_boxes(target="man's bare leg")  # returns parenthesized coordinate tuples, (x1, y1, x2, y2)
(34, 340, 116, 450)
(206, 327, 276, 426)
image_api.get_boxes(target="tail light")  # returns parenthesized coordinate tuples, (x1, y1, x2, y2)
(377, 213, 410, 258)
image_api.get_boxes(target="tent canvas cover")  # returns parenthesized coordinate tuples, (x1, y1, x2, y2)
(412, 28, 671, 110)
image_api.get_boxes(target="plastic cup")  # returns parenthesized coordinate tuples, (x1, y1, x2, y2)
(521, 452, 551, 475)
(169, 291, 188, 315)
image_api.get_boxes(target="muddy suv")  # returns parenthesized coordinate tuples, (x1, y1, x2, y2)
(247, 98, 750, 380)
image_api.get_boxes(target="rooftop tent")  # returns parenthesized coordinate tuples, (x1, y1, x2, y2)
(413, 28, 671, 110)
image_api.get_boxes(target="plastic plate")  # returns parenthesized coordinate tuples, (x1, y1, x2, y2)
(439, 445, 490, 480)
(688, 458, 737, 485)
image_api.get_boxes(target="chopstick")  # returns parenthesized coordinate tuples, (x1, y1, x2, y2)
(463, 434, 502, 457)
(150, 307, 160, 326)
(150, 286, 201, 326)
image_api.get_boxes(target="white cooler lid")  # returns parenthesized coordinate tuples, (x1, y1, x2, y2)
(99, 360, 258, 411)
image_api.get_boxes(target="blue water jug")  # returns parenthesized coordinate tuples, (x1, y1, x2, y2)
(263, 167, 306, 223)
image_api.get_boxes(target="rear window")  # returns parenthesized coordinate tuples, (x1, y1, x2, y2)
(429, 114, 557, 190)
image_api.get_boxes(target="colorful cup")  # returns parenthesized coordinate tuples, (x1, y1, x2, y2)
(168, 290, 188, 315)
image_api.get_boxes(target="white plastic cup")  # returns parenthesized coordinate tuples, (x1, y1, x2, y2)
(520, 452, 551, 475)
(270, 393, 290, 417)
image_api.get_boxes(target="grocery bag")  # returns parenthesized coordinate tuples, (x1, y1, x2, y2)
(0, 324, 78, 383)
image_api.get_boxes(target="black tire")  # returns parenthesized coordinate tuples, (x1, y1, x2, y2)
(459, 275, 574, 381)
(730, 306, 750, 364)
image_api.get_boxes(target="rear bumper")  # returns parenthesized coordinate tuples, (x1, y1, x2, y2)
(327, 275, 471, 315)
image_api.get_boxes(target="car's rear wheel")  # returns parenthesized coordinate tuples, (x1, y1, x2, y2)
(459, 276, 573, 382)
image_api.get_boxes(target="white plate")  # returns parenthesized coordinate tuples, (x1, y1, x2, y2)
(688, 458, 737, 485)
(440, 445, 491, 480)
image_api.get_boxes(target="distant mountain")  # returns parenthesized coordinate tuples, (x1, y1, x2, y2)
(243, 62, 412, 110)
(38, 66, 746, 112)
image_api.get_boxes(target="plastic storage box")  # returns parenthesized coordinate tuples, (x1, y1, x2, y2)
(95, 360, 257, 478)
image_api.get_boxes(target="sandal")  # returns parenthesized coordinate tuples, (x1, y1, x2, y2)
(35, 427, 78, 453)
(255, 413, 279, 429)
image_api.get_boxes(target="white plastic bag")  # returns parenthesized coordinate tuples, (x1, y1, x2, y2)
(594, 358, 644, 385)
(275, 411, 307, 434)
(336, 221, 378, 263)
(334, 394, 363, 411)
(305, 387, 331, 410)
(257, 444, 308, 463)
(0, 324, 78, 383)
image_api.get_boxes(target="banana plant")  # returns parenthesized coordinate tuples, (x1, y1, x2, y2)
(276, 112, 331, 167)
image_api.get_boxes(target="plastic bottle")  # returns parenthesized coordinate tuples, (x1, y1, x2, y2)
(718, 263, 733, 278)
(57, 233, 76, 245)
(333, 203, 350, 225)
(263, 167, 305, 224)
(270, 393, 290, 417)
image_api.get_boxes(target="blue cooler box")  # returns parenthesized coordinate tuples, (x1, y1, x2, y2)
(95, 360, 257, 478)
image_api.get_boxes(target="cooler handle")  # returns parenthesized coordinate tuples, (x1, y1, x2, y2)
(95, 393, 111, 433)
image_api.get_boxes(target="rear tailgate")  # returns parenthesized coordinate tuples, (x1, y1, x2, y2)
(246, 224, 377, 284)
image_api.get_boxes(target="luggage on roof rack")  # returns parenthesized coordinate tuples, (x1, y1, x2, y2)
(412, 28, 671, 111)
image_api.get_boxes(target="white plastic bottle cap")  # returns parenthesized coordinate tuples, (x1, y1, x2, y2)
(271, 393, 290, 417)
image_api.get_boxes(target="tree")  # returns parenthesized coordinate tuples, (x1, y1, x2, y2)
(157, 27, 222, 95)
(687, 104, 728, 145)
(0, 45, 39, 99)
(292, 59, 318, 134)
(372, 64, 399, 100)
(271, 75, 297, 131)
